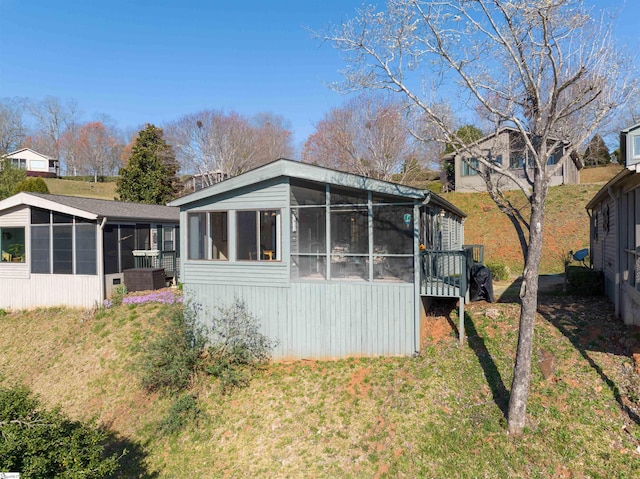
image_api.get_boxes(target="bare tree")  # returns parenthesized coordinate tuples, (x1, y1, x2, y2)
(29, 96, 78, 159)
(165, 110, 294, 186)
(320, 0, 634, 434)
(252, 112, 295, 163)
(303, 93, 416, 180)
(76, 121, 123, 181)
(0, 97, 27, 154)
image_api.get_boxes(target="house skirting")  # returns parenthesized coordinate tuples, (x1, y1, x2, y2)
(185, 281, 417, 360)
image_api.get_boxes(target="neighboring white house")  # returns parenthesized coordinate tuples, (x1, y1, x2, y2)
(586, 122, 640, 326)
(0, 192, 179, 310)
(3, 148, 60, 177)
(442, 127, 580, 193)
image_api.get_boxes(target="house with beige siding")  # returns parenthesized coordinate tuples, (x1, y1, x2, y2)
(3, 148, 60, 177)
(0, 192, 179, 310)
(587, 123, 640, 325)
(170, 159, 477, 360)
(442, 127, 580, 192)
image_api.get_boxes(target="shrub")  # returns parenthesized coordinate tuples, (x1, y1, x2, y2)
(205, 298, 278, 394)
(486, 262, 510, 281)
(0, 385, 122, 478)
(566, 266, 603, 296)
(139, 303, 206, 393)
(158, 393, 202, 436)
(13, 177, 49, 194)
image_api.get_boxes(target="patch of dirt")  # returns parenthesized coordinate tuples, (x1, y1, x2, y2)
(422, 313, 455, 344)
(347, 367, 371, 398)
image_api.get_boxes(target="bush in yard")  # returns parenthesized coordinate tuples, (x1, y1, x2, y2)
(13, 177, 50, 194)
(486, 262, 510, 281)
(566, 265, 604, 296)
(0, 385, 122, 478)
(158, 393, 202, 436)
(205, 298, 278, 394)
(139, 303, 207, 393)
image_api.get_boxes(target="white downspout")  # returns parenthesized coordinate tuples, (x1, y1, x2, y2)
(98, 217, 107, 304)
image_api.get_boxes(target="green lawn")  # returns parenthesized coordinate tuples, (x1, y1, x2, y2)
(43, 177, 118, 200)
(0, 294, 638, 478)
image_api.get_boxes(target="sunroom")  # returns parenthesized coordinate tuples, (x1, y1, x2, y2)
(171, 159, 472, 359)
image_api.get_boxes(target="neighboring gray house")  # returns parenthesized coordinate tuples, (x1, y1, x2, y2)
(0, 192, 179, 310)
(443, 127, 580, 192)
(3, 148, 60, 177)
(587, 122, 640, 326)
(170, 159, 474, 360)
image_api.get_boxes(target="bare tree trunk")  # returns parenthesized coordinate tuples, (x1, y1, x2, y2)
(507, 180, 547, 434)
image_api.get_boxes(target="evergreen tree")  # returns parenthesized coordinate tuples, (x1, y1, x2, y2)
(116, 124, 180, 204)
(583, 133, 611, 167)
(0, 158, 27, 200)
(443, 125, 484, 154)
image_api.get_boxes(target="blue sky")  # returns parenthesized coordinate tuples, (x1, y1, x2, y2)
(1, 0, 638, 153)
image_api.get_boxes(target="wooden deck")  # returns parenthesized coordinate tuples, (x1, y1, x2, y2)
(420, 245, 484, 344)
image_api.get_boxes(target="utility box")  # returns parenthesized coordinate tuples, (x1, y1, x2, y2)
(123, 268, 165, 292)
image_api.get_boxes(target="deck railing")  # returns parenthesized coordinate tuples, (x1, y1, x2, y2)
(133, 250, 179, 281)
(420, 245, 484, 298)
(463, 244, 484, 265)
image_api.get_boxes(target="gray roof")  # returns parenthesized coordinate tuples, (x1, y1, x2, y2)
(26, 193, 179, 222)
(170, 158, 467, 218)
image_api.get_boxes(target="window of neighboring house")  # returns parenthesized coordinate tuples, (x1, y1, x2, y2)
(510, 151, 526, 169)
(491, 154, 503, 167)
(1, 227, 26, 263)
(236, 210, 280, 261)
(633, 135, 640, 159)
(547, 151, 560, 165)
(461, 157, 479, 176)
(29, 207, 97, 275)
(11, 158, 26, 169)
(136, 224, 151, 250)
(163, 226, 174, 251)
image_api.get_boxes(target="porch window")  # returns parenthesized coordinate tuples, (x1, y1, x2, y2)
(1, 227, 26, 263)
(187, 211, 229, 260)
(290, 207, 326, 279)
(330, 205, 368, 280)
(372, 203, 415, 282)
(236, 210, 280, 261)
(188, 212, 207, 260)
(290, 180, 417, 283)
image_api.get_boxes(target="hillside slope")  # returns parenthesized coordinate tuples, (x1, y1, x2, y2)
(0, 296, 639, 477)
(43, 177, 118, 200)
(444, 184, 601, 274)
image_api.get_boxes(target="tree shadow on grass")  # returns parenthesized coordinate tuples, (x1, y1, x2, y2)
(103, 430, 158, 479)
(426, 298, 509, 418)
(536, 296, 640, 427)
(464, 309, 510, 418)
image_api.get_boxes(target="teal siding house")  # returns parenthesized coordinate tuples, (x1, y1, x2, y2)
(170, 159, 470, 359)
